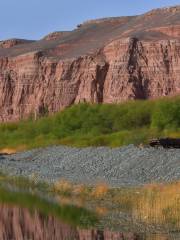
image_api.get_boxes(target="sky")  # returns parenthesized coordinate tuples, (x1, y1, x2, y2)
(0, 0, 180, 40)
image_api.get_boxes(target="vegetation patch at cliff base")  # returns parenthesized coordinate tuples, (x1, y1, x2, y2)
(0, 97, 180, 150)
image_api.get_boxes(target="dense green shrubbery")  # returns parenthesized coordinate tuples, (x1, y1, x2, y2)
(151, 98, 180, 130)
(0, 97, 180, 150)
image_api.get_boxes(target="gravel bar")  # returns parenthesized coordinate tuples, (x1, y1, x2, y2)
(0, 145, 180, 187)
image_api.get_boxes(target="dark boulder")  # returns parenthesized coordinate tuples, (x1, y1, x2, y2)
(150, 138, 180, 148)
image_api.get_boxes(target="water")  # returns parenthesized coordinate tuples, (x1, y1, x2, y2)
(0, 179, 180, 240)
(2, 204, 179, 240)
(0, 205, 139, 240)
(0, 197, 180, 240)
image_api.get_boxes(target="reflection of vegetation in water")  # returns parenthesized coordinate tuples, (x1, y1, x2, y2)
(0, 175, 98, 228)
(0, 171, 49, 193)
(1, 172, 180, 232)
(1, 96, 180, 151)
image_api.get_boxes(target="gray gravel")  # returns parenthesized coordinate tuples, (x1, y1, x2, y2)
(0, 145, 180, 187)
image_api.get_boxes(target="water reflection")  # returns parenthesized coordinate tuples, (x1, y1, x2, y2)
(0, 183, 180, 240)
(0, 204, 180, 240)
(0, 204, 140, 240)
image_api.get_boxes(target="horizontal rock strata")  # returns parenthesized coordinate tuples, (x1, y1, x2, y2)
(0, 6, 180, 121)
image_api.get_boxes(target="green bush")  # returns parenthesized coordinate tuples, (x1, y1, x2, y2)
(151, 98, 180, 130)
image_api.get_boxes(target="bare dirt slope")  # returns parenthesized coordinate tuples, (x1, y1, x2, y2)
(0, 6, 180, 59)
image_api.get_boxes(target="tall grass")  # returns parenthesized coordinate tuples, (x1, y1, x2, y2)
(0, 97, 180, 150)
(53, 180, 180, 230)
(52, 178, 180, 229)
(133, 182, 180, 228)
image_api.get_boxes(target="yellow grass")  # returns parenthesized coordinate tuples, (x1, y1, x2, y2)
(95, 206, 108, 216)
(72, 184, 88, 196)
(0, 148, 17, 154)
(0, 145, 27, 154)
(53, 180, 109, 199)
(91, 183, 109, 198)
(57, 196, 72, 206)
(145, 235, 170, 240)
(52, 178, 180, 228)
(53, 179, 73, 194)
(133, 182, 180, 227)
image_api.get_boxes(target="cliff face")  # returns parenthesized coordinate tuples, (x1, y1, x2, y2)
(103, 38, 180, 102)
(0, 52, 109, 121)
(0, 205, 140, 240)
(0, 6, 180, 121)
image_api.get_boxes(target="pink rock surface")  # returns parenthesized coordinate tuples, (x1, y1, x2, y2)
(0, 6, 180, 121)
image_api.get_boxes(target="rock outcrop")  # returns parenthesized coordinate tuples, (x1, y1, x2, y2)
(42, 31, 71, 41)
(0, 5, 180, 121)
(0, 39, 34, 49)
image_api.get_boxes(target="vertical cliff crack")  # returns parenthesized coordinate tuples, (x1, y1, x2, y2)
(127, 37, 139, 75)
(96, 62, 109, 103)
(161, 45, 170, 74)
(126, 38, 148, 99)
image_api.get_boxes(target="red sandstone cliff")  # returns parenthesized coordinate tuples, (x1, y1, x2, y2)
(0, 205, 140, 240)
(0, 6, 180, 121)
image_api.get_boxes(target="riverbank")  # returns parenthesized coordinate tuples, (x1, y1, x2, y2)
(1, 144, 180, 235)
(1, 145, 180, 186)
(1, 171, 180, 235)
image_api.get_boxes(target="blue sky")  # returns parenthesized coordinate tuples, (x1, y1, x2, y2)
(0, 0, 180, 40)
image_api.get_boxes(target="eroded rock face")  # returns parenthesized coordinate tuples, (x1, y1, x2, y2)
(103, 38, 180, 102)
(42, 31, 71, 41)
(0, 39, 34, 49)
(0, 205, 140, 240)
(0, 6, 180, 121)
(0, 52, 109, 121)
